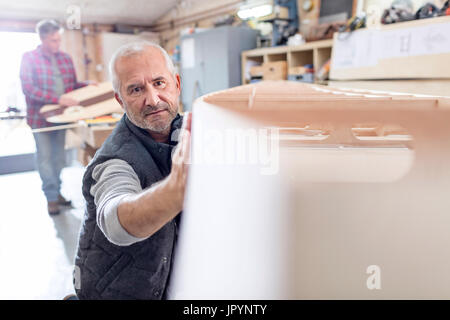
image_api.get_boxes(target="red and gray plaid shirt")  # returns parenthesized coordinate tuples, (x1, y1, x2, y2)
(20, 45, 86, 129)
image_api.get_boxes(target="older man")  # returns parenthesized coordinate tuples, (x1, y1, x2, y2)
(20, 19, 89, 215)
(74, 42, 191, 300)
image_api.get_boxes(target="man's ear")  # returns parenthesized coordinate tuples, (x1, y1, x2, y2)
(115, 92, 124, 110)
(175, 74, 181, 92)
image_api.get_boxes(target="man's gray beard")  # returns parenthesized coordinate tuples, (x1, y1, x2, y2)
(123, 101, 177, 133)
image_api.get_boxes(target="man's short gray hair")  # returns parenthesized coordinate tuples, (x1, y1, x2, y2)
(36, 19, 62, 39)
(109, 41, 176, 95)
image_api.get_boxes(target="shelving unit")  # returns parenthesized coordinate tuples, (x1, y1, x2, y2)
(241, 39, 333, 84)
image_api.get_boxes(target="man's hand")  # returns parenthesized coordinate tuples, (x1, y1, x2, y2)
(167, 112, 192, 213)
(58, 94, 79, 107)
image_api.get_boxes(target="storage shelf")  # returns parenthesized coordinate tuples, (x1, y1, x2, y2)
(241, 39, 333, 84)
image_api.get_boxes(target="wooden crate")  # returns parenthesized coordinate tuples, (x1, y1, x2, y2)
(262, 61, 288, 80)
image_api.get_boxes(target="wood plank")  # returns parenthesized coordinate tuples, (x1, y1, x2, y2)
(40, 82, 115, 119)
(46, 98, 123, 123)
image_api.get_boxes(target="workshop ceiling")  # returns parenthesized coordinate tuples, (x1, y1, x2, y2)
(0, 0, 178, 26)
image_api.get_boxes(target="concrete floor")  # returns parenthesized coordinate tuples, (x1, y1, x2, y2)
(0, 165, 85, 299)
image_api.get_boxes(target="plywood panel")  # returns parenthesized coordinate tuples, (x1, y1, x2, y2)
(46, 98, 122, 123)
(40, 82, 115, 117)
(169, 81, 450, 299)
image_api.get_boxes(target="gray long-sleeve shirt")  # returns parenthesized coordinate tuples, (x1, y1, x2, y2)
(90, 158, 148, 246)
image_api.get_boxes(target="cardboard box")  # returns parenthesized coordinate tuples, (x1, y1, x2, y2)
(72, 123, 116, 167)
(249, 65, 264, 77)
(263, 61, 287, 80)
(80, 125, 115, 149)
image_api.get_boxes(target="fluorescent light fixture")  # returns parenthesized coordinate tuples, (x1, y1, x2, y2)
(237, 4, 273, 19)
(237, 0, 274, 20)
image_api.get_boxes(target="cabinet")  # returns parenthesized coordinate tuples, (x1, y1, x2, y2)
(180, 26, 259, 111)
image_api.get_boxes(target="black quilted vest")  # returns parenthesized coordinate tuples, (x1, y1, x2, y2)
(74, 113, 183, 300)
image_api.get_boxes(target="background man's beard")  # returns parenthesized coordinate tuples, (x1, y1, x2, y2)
(124, 101, 177, 133)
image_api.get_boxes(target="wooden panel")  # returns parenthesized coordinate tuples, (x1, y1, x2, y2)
(40, 82, 115, 117)
(64, 82, 114, 104)
(169, 80, 450, 299)
(46, 98, 122, 123)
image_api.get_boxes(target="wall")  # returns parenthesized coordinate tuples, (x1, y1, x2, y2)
(60, 25, 159, 83)
(60, 28, 105, 83)
(60, 24, 115, 83)
(97, 31, 159, 81)
(154, 0, 244, 54)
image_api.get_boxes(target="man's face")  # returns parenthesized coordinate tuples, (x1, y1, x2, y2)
(115, 47, 180, 135)
(41, 31, 61, 54)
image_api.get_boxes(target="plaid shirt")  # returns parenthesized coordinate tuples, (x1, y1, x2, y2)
(20, 45, 86, 129)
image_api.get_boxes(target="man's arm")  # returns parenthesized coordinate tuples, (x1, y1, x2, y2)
(117, 113, 192, 239)
(91, 159, 147, 246)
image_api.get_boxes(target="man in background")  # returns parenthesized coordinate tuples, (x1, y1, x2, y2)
(20, 19, 90, 215)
